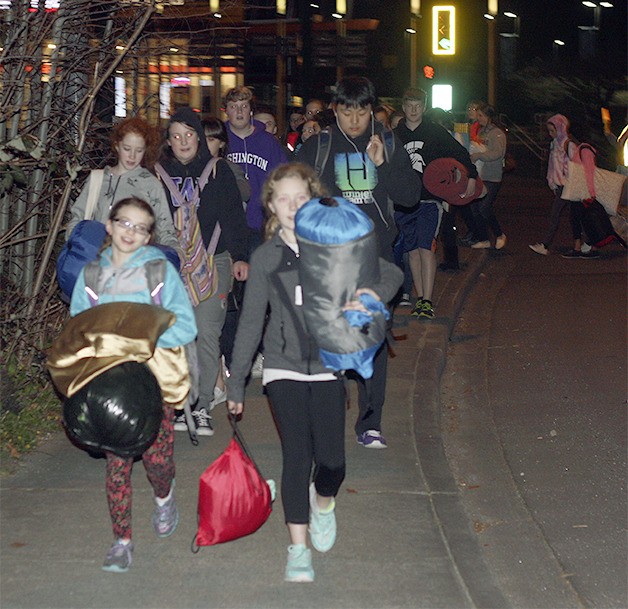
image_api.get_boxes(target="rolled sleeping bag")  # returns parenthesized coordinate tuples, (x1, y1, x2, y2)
(63, 361, 163, 458)
(295, 196, 390, 379)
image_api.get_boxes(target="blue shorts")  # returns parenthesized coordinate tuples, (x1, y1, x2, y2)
(395, 200, 442, 252)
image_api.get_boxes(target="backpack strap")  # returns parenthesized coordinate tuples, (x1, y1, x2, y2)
(381, 129, 396, 164)
(84, 169, 105, 221)
(83, 258, 166, 307)
(314, 130, 332, 177)
(144, 259, 167, 306)
(83, 260, 102, 306)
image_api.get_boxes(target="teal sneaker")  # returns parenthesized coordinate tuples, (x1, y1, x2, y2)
(102, 540, 133, 573)
(284, 544, 314, 583)
(308, 483, 337, 553)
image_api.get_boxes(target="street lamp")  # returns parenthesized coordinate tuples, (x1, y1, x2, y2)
(578, 1, 612, 59)
(408, 0, 421, 87)
(580, 1, 613, 30)
(502, 12, 520, 37)
(485, 0, 498, 105)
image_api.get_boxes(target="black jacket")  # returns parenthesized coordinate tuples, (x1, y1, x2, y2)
(297, 123, 422, 260)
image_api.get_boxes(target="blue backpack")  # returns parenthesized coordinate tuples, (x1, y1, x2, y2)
(56, 220, 108, 302)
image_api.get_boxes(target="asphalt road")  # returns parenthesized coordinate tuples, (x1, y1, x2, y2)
(441, 172, 627, 608)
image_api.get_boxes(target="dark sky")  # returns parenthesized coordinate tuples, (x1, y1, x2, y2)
(354, 0, 626, 69)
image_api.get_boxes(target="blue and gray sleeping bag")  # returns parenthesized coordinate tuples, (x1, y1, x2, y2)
(295, 197, 390, 379)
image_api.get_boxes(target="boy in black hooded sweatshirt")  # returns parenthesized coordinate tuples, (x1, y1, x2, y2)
(298, 77, 422, 449)
(157, 107, 249, 436)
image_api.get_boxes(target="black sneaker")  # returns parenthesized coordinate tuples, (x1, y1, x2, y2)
(191, 407, 214, 436)
(561, 249, 582, 259)
(410, 298, 424, 317)
(173, 412, 188, 432)
(579, 250, 601, 259)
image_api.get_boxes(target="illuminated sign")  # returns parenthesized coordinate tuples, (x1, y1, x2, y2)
(432, 5, 455, 55)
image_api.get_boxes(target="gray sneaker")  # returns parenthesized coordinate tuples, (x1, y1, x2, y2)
(152, 482, 179, 538)
(102, 540, 134, 573)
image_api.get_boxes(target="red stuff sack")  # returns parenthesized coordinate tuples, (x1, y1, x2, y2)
(193, 417, 272, 548)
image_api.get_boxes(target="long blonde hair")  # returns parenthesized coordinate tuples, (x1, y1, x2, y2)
(262, 162, 327, 240)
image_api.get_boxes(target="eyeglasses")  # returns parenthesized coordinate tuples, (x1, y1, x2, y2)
(113, 218, 151, 236)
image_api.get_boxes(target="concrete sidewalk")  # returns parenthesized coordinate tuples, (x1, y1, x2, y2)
(1, 247, 504, 609)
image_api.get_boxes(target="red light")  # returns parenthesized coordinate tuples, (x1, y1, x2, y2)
(423, 65, 435, 79)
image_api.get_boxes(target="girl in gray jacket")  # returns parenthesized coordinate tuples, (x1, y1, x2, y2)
(227, 163, 402, 583)
(67, 117, 179, 252)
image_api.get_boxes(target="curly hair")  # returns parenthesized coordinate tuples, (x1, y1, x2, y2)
(262, 162, 327, 240)
(111, 117, 161, 169)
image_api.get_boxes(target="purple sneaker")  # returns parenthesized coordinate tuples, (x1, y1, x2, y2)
(356, 430, 388, 449)
(152, 481, 179, 538)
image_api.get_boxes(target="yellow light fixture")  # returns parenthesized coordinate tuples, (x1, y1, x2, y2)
(276, 0, 286, 15)
(432, 6, 455, 55)
(210, 0, 219, 11)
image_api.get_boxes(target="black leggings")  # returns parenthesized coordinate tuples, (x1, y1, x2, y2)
(266, 379, 346, 524)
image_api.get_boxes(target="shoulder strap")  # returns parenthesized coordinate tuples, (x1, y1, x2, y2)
(83, 260, 102, 306)
(382, 129, 396, 163)
(83, 258, 166, 306)
(154, 162, 187, 208)
(198, 157, 219, 192)
(314, 131, 332, 177)
(144, 259, 167, 306)
(85, 169, 104, 220)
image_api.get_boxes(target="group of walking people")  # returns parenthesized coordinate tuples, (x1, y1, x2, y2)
(63, 76, 514, 581)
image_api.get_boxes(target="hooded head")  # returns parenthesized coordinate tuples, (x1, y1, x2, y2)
(546, 114, 570, 145)
(164, 107, 210, 166)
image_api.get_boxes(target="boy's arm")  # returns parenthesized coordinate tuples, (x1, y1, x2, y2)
(369, 258, 404, 304)
(375, 138, 422, 208)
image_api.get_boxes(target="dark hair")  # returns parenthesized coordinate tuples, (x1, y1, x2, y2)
(333, 76, 376, 108)
(426, 107, 454, 132)
(201, 116, 229, 157)
(111, 117, 160, 169)
(477, 102, 497, 122)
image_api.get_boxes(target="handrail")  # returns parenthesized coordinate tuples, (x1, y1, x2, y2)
(500, 114, 547, 161)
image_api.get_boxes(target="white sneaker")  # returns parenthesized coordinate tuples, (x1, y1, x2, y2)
(471, 240, 491, 249)
(495, 234, 507, 250)
(529, 243, 549, 256)
(581, 243, 592, 254)
(250, 353, 264, 379)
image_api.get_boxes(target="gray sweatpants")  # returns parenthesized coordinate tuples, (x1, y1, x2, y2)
(193, 251, 232, 410)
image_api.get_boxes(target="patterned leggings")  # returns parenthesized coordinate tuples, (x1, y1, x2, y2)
(105, 405, 175, 540)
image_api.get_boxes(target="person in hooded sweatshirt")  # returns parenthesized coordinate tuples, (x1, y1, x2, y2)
(297, 76, 422, 450)
(157, 107, 249, 436)
(529, 113, 599, 258)
(223, 86, 289, 254)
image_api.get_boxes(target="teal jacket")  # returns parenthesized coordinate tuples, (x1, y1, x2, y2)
(70, 245, 197, 349)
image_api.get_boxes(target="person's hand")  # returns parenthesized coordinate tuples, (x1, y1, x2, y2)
(227, 400, 243, 415)
(232, 261, 249, 281)
(342, 287, 380, 312)
(366, 135, 385, 167)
